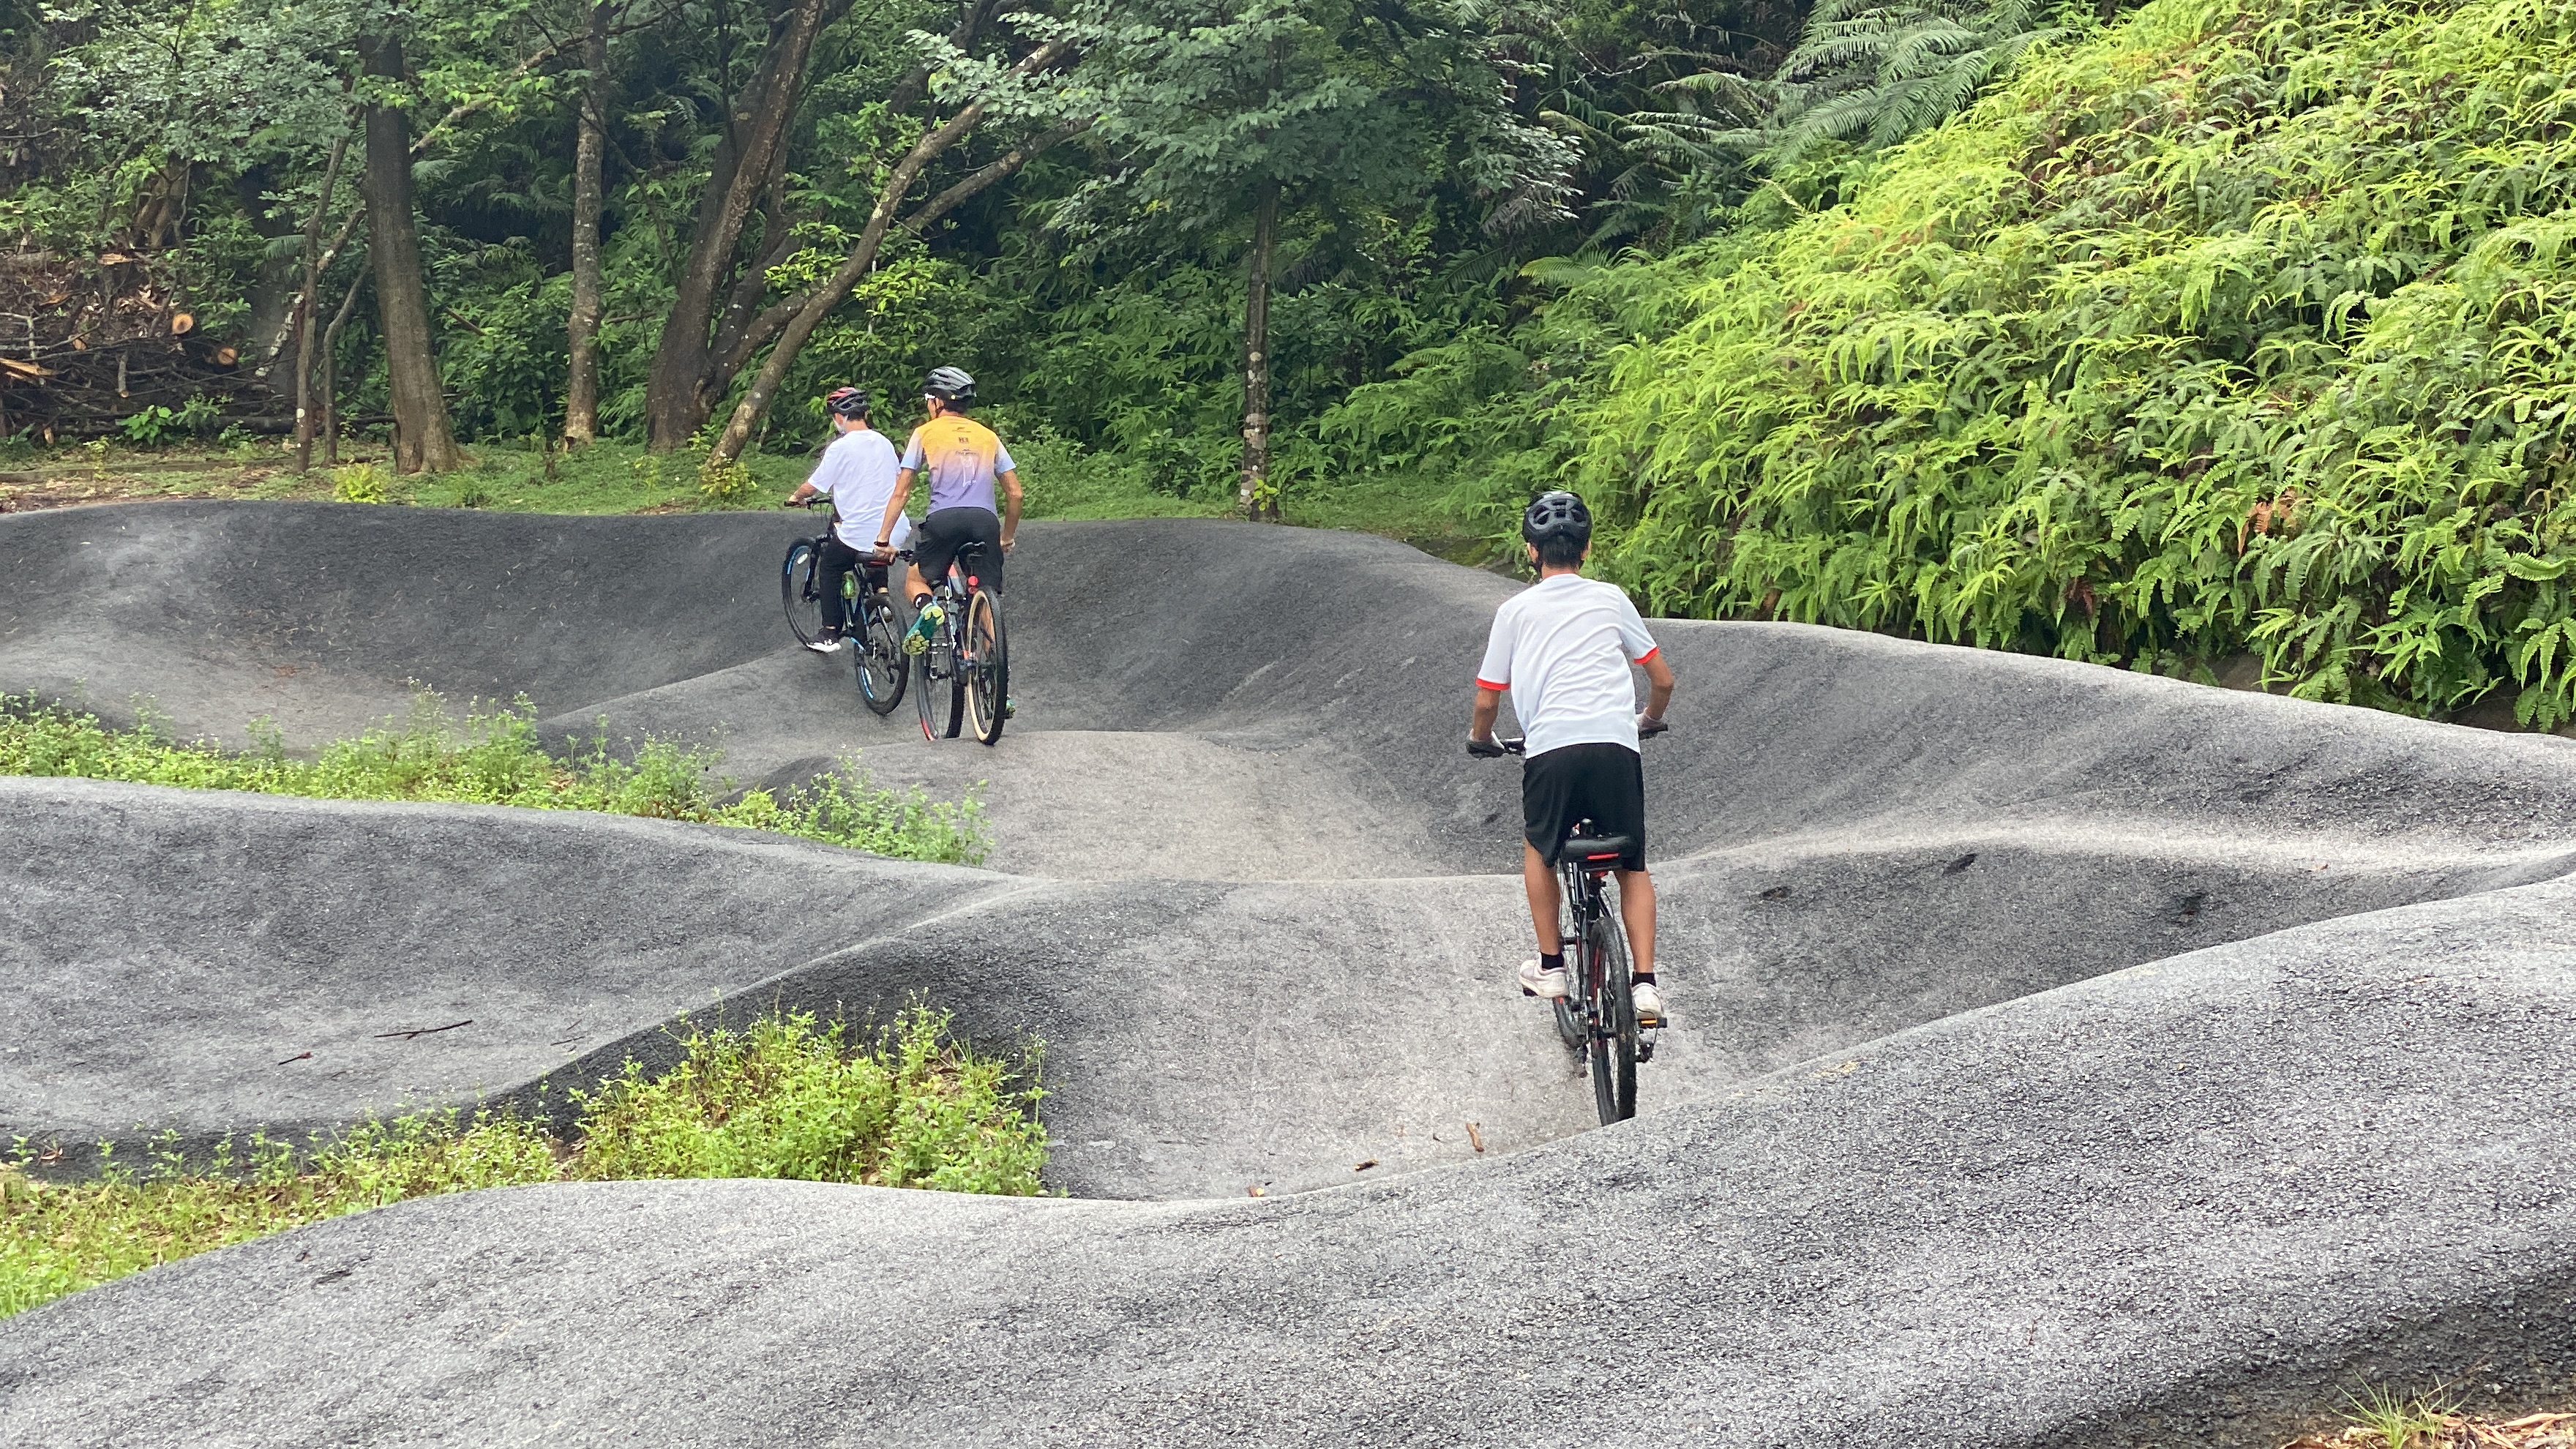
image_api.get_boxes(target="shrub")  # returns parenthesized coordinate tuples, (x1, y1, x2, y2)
(1, 1007, 1045, 1318)
(0, 692, 988, 864)
(1509, 0, 2576, 726)
(329, 461, 390, 504)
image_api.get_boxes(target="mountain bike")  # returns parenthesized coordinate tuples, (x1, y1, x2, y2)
(780, 501, 905, 716)
(906, 539, 1008, 746)
(1471, 727, 1666, 1124)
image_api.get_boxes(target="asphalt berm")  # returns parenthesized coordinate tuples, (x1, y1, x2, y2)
(2, 501, 2572, 1445)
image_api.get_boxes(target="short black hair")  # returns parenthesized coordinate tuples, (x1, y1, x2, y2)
(1535, 533, 1587, 569)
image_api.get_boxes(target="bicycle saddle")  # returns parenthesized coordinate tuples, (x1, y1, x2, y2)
(1555, 834, 1635, 867)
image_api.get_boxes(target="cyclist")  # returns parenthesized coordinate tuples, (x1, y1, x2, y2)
(784, 386, 910, 654)
(867, 365, 1022, 654)
(1467, 490, 1677, 1026)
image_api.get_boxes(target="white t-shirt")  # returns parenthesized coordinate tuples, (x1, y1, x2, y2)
(809, 427, 913, 551)
(1475, 573, 1661, 758)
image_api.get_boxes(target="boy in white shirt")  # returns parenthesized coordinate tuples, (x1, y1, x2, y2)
(784, 386, 913, 654)
(1467, 490, 1677, 1024)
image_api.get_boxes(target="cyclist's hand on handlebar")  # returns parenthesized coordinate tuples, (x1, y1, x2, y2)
(1466, 735, 1508, 758)
(1000, 536, 1015, 554)
(1637, 713, 1671, 738)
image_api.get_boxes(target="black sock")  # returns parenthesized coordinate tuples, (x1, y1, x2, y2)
(1540, 951, 1565, 973)
(1632, 972, 1656, 986)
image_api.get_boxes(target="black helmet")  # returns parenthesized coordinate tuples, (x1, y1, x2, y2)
(825, 386, 869, 419)
(924, 366, 976, 405)
(1522, 490, 1592, 546)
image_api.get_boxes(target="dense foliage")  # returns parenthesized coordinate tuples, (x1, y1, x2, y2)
(1498, 0, 2576, 724)
(2, 1006, 1048, 1317)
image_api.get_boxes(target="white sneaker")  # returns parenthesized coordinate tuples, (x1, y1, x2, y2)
(805, 634, 842, 654)
(1518, 959, 1570, 999)
(1632, 980, 1667, 1027)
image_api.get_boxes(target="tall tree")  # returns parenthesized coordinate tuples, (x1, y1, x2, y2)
(1068, 0, 1557, 517)
(291, 123, 353, 475)
(563, 0, 617, 445)
(701, 32, 1085, 464)
(358, 31, 466, 473)
(640, 0, 845, 450)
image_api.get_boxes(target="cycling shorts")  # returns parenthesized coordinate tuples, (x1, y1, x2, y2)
(1521, 742, 1646, 869)
(913, 506, 1004, 596)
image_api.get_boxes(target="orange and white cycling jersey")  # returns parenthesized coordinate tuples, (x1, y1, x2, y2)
(899, 415, 1016, 515)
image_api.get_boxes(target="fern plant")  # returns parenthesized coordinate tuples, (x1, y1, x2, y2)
(1764, 0, 2070, 163)
(1496, 0, 2576, 730)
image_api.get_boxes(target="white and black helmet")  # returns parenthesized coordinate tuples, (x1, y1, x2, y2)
(924, 366, 976, 405)
(1521, 490, 1592, 547)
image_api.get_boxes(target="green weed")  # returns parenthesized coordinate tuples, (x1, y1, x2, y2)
(1, 1007, 1044, 1318)
(2340, 1383, 2458, 1448)
(0, 692, 986, 865)
(329, 461, 389, 504)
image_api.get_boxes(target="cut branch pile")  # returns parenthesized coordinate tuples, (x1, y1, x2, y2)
(0, 246, 283, 438)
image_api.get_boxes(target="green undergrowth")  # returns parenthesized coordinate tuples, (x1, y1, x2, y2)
(0, 692, 984, 865)
(1524, 0, 2576, 725)
(0, 1007, 1047, 1319)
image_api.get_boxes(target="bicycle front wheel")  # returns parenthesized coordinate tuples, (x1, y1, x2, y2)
(1585, 894, 1639, 1125)
(962, 588, 1008, 745)
(781, 540, 825, 648)
(854, 588, 907, 715)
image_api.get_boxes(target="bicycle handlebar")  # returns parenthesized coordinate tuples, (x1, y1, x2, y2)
(1469, 716, 1668, 759)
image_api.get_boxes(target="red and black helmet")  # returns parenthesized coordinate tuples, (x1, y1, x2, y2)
(825, 386, 869, 419)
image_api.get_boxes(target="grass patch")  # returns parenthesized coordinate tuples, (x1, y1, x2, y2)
(2281, 1384, 2576, 1449)
(1, 1006, 1046, 1319)
(0, 692, 986, 865)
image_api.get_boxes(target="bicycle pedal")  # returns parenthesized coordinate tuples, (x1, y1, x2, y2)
(1521, 986, 1536, 997)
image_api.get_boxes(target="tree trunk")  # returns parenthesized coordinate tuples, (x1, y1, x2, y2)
(359, 34, 465, 473)
(641, 0, 837, 450)
(321, 273, 367, 467)
(1238, 179, 1279, 523)
(292, 132, 352, 476)
(701, 37, 1076, 465)
(564, 0, 613, 446)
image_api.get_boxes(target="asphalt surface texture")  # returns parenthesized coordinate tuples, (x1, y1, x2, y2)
(2, 500, 2573, 1445)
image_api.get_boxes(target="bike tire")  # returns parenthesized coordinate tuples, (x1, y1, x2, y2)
(781, 540, 825, 648)
(914, 595, 966, 741)
(1551, 870, 1587, 1050)
(963, 588, 1008, 745)
(1585, 891, 1639, 1124)
(853, 587, 907, 715)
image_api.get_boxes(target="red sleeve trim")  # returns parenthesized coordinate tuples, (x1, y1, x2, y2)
(1631, 646, 1660, 665)
(1475, 677, 1509, 692)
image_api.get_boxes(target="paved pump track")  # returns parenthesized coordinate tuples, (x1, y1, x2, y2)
(3, 501, 2574, 1446)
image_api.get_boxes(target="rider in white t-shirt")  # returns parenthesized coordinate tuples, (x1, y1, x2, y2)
(1467, 490, 1677, 1025)
(784, 386, 912, 654)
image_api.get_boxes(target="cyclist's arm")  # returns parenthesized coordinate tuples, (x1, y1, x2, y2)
(1469, 684, 1504, 746)
(1639, 650, 1675, 724)
(872, 468, 916, 552)
(998, 467, 1023, 551)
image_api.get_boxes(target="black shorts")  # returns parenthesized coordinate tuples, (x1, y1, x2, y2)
(913, 506, 1004, 596)
(1522, 742, 1646, 869)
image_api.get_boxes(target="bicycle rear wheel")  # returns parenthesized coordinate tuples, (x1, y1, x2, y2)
(1551, 878, 1585, 1051)
(781, 540, 825, 648)
(914, 594, 966, 740)
(1584, 887, 1639, 1124)
(853, 587, 907, 715)
(962, 588, 1008, 745)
